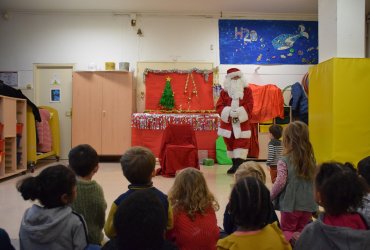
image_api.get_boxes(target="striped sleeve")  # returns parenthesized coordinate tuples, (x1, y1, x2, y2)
(266, 144, 275, 166)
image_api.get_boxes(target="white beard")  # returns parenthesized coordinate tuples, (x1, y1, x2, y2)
(224, 78, 244, 100)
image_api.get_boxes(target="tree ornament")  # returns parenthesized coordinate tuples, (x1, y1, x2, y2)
(159, 77, 175, 110)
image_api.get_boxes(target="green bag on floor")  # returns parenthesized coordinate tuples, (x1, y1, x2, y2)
(216, 136, 232, 165)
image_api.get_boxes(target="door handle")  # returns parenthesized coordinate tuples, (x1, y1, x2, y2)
(65, 108, 72, 117)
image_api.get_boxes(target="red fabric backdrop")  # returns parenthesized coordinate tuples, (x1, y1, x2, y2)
(145, 72, 214, 111)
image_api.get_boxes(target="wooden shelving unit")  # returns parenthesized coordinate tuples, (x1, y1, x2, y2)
(0, 95, 27, 180)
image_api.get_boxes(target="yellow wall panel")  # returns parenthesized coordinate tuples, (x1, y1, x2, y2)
(309, 58, 370, 165)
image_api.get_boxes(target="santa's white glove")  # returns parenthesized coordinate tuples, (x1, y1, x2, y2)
(229, 110, 239, 118)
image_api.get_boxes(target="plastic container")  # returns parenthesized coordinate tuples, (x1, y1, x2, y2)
(16, 123, 23, 135)
(105, 62, 115, 70)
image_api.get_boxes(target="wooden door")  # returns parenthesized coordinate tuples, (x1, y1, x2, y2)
(72, 72, 103, 153)
(101, 72, 133, 155)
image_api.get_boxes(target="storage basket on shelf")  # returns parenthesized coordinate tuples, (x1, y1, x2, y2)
(0, 123, 3, 137)
(16, 123, 23, 135)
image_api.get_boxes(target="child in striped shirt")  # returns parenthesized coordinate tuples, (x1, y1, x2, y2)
(266, 124, 283, 183)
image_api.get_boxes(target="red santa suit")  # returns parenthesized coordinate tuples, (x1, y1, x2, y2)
(216, 68, 253, 161)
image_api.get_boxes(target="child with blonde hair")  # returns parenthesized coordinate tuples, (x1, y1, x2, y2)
(223, 161, 279, 234)
(167, 168, 219, 250)
(234, 161, 266, 183)
(271, 121, 317, 242)
(218, 177, 291, 250)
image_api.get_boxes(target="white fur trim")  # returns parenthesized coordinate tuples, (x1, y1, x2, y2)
(237, 107, 248, 123)
(240, 130, 251, 138)
(231, 99, 239, 109)
(223, 75, 248, 90)
(232, 121, 242, 139)
(218, 127, 232, 138)
(226, 71, 243, 80)
(233, 148, 248, 159)
(227, 151, 234, 158)
(221, 106, 231, 123)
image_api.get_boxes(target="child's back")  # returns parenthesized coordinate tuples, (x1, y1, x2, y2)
(295, 162, 370, 250)
(20, 204, 87, 250)
(357, 156, 370, 226)
(167, 168, 219, 250)
(69, 144, 107, 245)
(270, 121, 317, 242)
(17, 165, 88, 250)
(218, 177, 291, 250)
(223, 161, 280, 234)
(104, 146, 173, 239)
(266, 124, 283, 183)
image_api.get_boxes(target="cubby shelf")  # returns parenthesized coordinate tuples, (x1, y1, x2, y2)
(0, 95, 27, 180)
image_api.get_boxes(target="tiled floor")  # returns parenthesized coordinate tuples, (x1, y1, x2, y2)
(0, 159, 271, 248)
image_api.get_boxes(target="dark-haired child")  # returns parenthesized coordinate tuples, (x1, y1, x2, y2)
(17, 165, 89, 250)
(104, 146, 173, 239)
(217, 177, 291, 250)
(357, 156, 370, 226)
(102, 189, 177, 250)
(0, 228, 15, 250)
(223, 161, 280, 235)
(69, 144, 107, 245)
(295, 162, 370, 249)
(266, 124, 283, 183)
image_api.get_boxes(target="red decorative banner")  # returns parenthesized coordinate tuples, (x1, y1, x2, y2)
(145, 71, 214, 111)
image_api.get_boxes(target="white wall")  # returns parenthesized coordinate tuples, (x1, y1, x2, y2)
(0, 12, 312, 102)
(319, 0, 366, 62)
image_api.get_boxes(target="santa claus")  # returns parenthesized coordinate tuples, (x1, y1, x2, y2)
(216, 68, 253, 174)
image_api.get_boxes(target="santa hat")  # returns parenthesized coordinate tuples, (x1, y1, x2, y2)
(226, 68, 243, 80)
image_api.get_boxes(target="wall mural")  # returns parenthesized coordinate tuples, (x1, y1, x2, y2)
(219, 19, 318, 65)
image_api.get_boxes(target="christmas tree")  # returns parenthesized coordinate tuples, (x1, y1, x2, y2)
(159, 77, 175, 110)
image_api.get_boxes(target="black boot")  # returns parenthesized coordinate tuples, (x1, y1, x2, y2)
(227, 158, 245, 174)
(227, 158, 238, 174)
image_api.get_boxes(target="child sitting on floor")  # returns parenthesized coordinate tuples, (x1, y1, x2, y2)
(17, 165, 90, 250)
(357, 156, 370, 226)
(167, 168, 219, 250)
(104, 146, 173, 239)
(69, 144, 107, 245)
(102, 189, 177, 250)
(223, 161, 280, 234)
(295, 162, 370, 249)
(217, 177, 291, 250)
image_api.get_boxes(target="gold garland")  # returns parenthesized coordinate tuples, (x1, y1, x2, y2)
(144, 109, 216, 114)
(184, 72, 198, 110)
